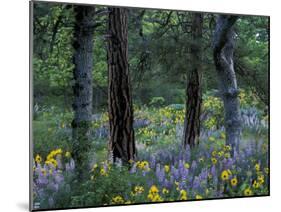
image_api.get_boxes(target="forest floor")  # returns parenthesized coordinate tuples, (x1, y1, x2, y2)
(32, 94, 269, 209)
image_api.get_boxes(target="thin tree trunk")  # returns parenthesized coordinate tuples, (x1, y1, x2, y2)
(71, 5, 95, 179)
(107, 8, 136, 163)
(183, 13, 203, 148)
(213, 15, 241, 155)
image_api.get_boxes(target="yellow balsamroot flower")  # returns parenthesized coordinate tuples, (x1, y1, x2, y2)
(164, 165, 170, 173)
(65, 151, 71, 158)
(258, 175, 265, 184)
(134, 186, 144, 194)
(54, 148, 62, 155)
(224, 153, 231, 159)
(184, 163, 190, 169)
(211, 158, 217, 165)
(111, 195, 124, 204)
(224, 145, 231, 152)
(196, 195, 203, 199)
(136, 160, 150, 171)
(180, 190, 188, 200)
(151, 194, 163, 202)
(162, 188, 169, 194)
(255, 163, 260, 172)
(230, 177, 238, 187)
(47, 148, 62, 161)
(244, 188, 253, 196)
(264, 167, 269, 174)
(148, 185, 163, 202)
(212, 151, 217, 157)
(221, 170, 231, 181)
(45, 158, 58, 168)
(149, 185, 159, 194)
(253, 180, 260, 189)
(199, 157, 204, 163)
(218, 151, 224, 158)
(100, 168, 108, 176)
(35, 154, 42, 163)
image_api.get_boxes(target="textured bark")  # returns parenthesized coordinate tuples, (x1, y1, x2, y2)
(107, 8, 136, 163)
(183, 13, 203, 148)
(213, 15, 241, 154)
(71, 5, 95, 179)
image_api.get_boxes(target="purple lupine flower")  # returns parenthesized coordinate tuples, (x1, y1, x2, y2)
(199, 168, 208, 181)
(156, 164, 165, 183)
(54, 174, 64, 184)
(130, 163, 137, 174)
(48, 197, 54, 207)
(179, 180, 187, 190)
(163, 178, 171, 189)
(69, 159, 75, 170)
(191, 160, 197, 171)
(56, 155, 63, 169)
(150, 156, 156, 169)
(48, 182, 59, 192)
(172, 167, 180, 181)
(192, 176, 200, 190)
(37, 174, 48, 186)
(211, 165, 216, 177)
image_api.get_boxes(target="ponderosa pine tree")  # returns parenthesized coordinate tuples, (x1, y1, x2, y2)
(213, 15, 241, 155)
(107, 8, 136, 163)
(71, 5, 95, 179)
(183, 13, 203, 148)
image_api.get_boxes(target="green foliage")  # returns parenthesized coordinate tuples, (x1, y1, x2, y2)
(33, 106, 73, 157)
(149, 96, 165, 107)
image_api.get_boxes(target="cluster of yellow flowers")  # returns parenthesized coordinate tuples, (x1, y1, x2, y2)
(179, 190, 188, 200)
(46, 148, 62, 160)
(211, 145, 231, 161)
(45, 148, 63, 168)
(111, 195, 124, 204)
(147, 185, 163, 202)
(251, 163, 266, 189)
(132, 186, 144, 195)
(90, 161, 112, 179)
(35, 148, 68, 168)
(136, 161, 150, 171)
(137, 127, 157, 141)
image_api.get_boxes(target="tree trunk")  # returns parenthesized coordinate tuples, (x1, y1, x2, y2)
(213, 15, 241, 155)
(107, 8, 136, 163)
(183, 13, 203, 148)
(71, 5, 95, 179)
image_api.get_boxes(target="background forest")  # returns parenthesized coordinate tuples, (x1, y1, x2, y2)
(32, 1, 269, 210)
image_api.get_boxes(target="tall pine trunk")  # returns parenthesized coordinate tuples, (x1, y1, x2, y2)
(183, 13, 203, 148)
(107, 8, 136, 163)
(213, 15, 241, 155)
(71, 6, 95, 179)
